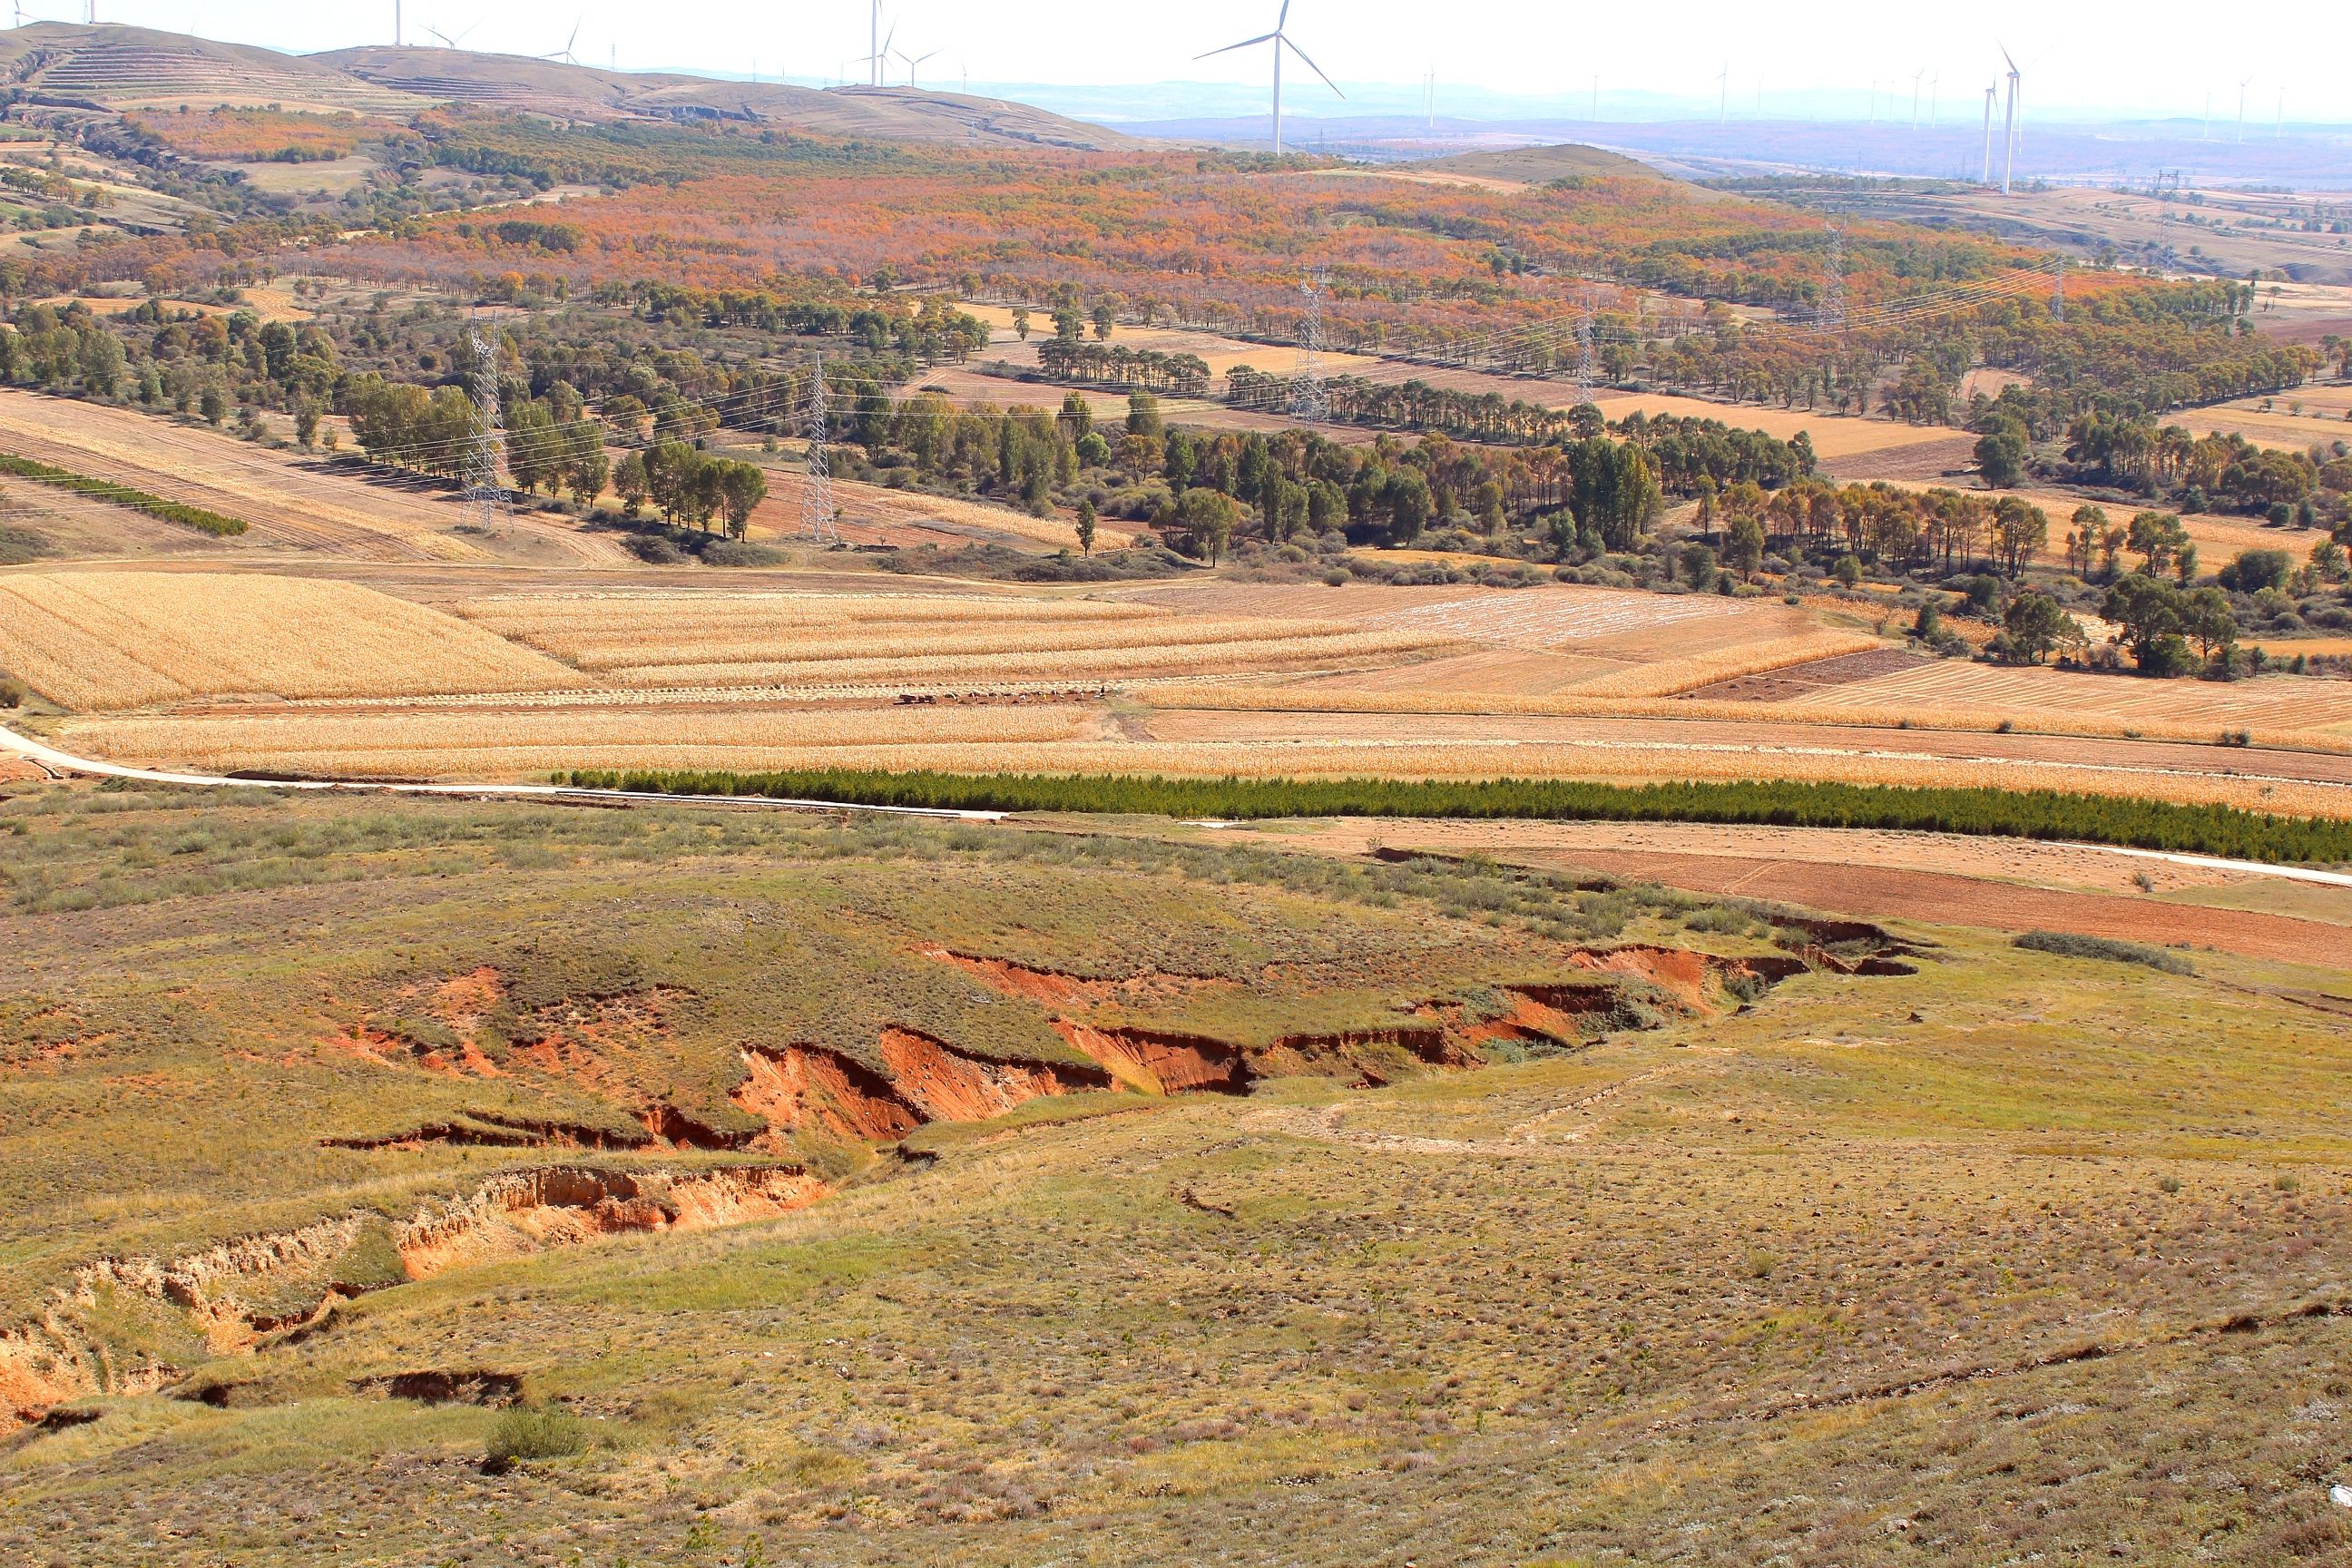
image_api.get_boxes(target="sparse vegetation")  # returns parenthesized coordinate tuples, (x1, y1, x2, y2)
(2015, 928, 2198, 974)
(0, 787, 2342, 1567)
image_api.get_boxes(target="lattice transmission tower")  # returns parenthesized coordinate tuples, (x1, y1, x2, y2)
(799, 356, 840, 545)
(1289, 266, 1330, 423)
(1821, 225, 1847, 333)
(461, 321, 507, 529)
(1572, 287, 1597, 403)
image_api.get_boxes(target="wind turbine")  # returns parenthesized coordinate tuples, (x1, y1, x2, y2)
(861, 16, 897, 88)
(1717, 62, 1729, 123)
(2236, 76, 2251, 142)
(863, 0, 890, 88)
(1911, 67, 1926, 130)
(541, 16, 582, 65)
(894, 45, 940, 88)
(1998, 44, 2022, 195)
(1196, 2, 1343, 158)
(426, 20, 480, 50)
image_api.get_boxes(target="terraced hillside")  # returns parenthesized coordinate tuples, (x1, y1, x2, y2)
(0, 23, 424, 113)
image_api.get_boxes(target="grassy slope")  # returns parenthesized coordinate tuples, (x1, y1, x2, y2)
(4, 782, 2349, 1565)
(0, 782, 1760, 1312)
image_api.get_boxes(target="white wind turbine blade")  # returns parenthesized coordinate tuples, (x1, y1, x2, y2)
(1196, 32, 1278, 61)
(1281, 34, 1343, 97)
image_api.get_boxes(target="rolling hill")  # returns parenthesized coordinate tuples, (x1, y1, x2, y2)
(0, 25, 1132, 151)
(1419, 142, 1682, 186)
(0, 23, 426, 113)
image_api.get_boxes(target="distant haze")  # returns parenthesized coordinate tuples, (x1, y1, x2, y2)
(65, 1, 2352, 124)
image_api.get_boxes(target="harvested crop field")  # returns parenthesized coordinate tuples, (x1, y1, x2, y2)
(1790, 660, 2352, 737)
(0, 571, 584, 710)
(0, 390, 623, 565)
(453, 590, 1454, 691)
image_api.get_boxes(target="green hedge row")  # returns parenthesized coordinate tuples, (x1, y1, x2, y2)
(0, 453, 248, 536)
(554, 768, 2352, 866)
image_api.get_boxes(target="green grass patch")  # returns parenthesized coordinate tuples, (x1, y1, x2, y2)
(2015, 929, 2198, 975)
(0, 451, 248, 536)
(482, 1405, 587, 1472)
(557, 769, 2352, 867)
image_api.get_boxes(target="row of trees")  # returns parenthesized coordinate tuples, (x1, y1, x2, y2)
(1032, 339, 1212, 397)
(2058, 408, 2346, 521)
(1698, 478, 2049, 579)
(612, 442, 768, 538)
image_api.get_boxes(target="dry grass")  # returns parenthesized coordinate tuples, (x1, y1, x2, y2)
(1590, 391, 1972, 457)
(811, 476, 1137, 552)
(0, 572, 585, 711)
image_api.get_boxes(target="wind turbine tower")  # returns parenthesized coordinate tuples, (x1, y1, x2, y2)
(1999, 46, 2022, 195)
(2236, 77, 2250, 142)
(1197, 3, 1343, 158)
(1718, 63, 1729, 124)
(1911, 68, 1926, 130)
(1981, 85, 1995, 183)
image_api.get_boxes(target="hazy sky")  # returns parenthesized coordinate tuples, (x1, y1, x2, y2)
(72, 2, 2352, 121)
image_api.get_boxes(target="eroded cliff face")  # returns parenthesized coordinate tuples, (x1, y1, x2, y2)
(10, 924, 1909, 1429)
(5, 1163, 830, 1423)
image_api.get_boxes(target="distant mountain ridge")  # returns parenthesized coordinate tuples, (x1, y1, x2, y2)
(0, 24, 1132, 151)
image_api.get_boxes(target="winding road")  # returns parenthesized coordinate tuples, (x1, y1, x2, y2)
(0, 723, 1005, 822)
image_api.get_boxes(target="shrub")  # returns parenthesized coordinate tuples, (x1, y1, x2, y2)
(0, 523, 50, 564)
(698, 539, 784, 568)
(483, 1405, 586, 1473)
(0, 671, 24, 709)
(2014, 930, 2195, 975)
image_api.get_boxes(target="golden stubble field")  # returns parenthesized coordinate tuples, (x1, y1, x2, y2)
(8, 566, 2351, 819)
(0, 390, 629, 566)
